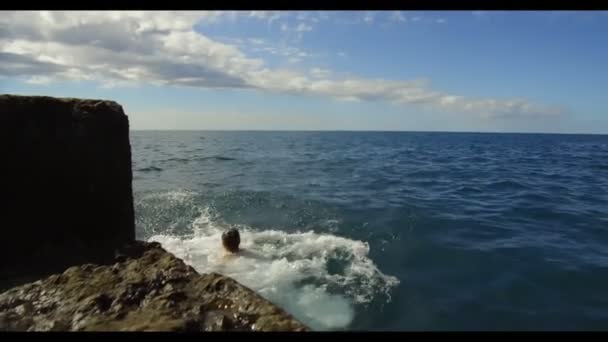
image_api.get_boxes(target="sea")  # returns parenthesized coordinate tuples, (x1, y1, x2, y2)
(131, 131, 608, 331)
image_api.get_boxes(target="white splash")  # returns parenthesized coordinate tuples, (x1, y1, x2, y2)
(145, 191, 399, 330)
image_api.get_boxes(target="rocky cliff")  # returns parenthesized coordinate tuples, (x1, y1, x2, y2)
(0, 95, 134, 288)
(0, 94, 309, 331)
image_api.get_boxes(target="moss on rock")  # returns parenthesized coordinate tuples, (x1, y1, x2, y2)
(0, 241, 309, 332)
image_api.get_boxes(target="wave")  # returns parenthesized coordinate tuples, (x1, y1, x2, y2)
(486, 180, 530, 191)
(142, 190, 399, 331)
(162, 157, 191, 163)
(136, 166, 163, 172)
(453, 185, 484, 194)
(197, 155, 237, 162)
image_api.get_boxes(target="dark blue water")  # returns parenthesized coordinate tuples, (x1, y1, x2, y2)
(131, 131, 608, 331)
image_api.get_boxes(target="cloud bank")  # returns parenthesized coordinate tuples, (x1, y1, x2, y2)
(0, 11, 565, 118)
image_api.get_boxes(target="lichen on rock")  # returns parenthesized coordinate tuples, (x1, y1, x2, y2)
(0, 241, 309, 331)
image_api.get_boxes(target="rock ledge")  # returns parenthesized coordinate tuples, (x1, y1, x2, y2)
(0, 241, 309, 331)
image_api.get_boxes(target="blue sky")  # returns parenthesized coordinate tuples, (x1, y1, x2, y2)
(1, 11, 607, 133)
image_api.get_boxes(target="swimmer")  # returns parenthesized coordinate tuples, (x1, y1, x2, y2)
(220, 228, 263, 261)
(222, 228, 241, 255)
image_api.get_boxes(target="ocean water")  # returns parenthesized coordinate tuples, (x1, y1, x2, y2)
(131, 131, 608, 331)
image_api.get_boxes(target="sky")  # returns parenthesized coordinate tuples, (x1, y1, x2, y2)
(1, 11, 607, 133)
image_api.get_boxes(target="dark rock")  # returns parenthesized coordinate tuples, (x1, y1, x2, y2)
(93, 294, 113, 312)
(0, 94, 134, 291)
(204, 311, 232, 331)
(0, 242, 309, 331)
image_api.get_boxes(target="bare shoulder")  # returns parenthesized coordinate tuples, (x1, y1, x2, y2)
(220, 251, 239, 261)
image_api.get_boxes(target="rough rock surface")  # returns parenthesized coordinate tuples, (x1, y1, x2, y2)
(0, 241, 309, 331)
(0, 95, 134, 290)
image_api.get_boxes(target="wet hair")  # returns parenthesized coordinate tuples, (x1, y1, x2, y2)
(222, 228, 240, 253)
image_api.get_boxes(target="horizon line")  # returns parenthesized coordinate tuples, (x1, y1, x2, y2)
(129, 129, 608, 136)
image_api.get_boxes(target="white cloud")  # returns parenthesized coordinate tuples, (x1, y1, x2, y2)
(296, 12, 309, 21)
(248, 38, 265, 45)
(310, 67, 331, 78)
(24, 75, 52, 85)
(436, 18, 446, 24)
(248, 11, 274, 19)
(247, 10, 284, 26)
(277, 18, 315, 43)
(296, 11, 330, 24)
(249, 41, 312, 61)
(0, 11, 565, 119)
(296, 23, 313, 32)
(363, 12, 375, 24)
(390, 11, 407, 23)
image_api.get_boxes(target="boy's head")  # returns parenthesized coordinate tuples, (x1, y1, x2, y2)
(222, 228, 240, 253)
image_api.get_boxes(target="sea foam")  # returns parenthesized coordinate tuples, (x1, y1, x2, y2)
(145, 190, 399, 330)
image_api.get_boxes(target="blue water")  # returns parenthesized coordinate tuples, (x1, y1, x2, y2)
(131, 131, 608, 331)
